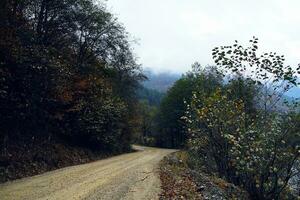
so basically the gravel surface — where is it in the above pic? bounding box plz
[0,146,175,200]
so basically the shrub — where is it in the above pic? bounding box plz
[185,88,300,199]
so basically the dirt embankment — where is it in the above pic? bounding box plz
[159,152,250,200]
[0,137,121,183]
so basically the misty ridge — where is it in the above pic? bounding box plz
[142,69,180,92]
[141,69,300,110]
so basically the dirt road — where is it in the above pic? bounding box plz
[0,146,175,200]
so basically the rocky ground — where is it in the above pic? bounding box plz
[159,152,250,200]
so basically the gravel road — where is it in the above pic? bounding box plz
[0,146,175,200]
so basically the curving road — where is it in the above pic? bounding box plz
[0,146,175,200]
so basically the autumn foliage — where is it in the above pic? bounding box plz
[184,39,300,199]
[0,0,143,155]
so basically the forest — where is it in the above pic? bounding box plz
[0,0,145,181]
[147,39,300,199]
[0,0,300,199]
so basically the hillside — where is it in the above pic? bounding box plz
[143,70,180,92]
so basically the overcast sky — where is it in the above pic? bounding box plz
[107,0,300,73]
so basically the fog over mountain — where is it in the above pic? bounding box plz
[143,69,180,92]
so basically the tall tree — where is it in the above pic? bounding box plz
[156,64,222,148]
[0,0,143,153]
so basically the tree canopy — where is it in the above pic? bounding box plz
[0,0,143,153]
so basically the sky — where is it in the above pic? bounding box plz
[107,0,300,74]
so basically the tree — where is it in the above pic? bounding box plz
[0,0,143,153]
[136,86,164,106]
[156,64,222,148]
[212,36,299,113]
[157,76,194,148]
[131,100,158,145]
[186,38,300,199]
